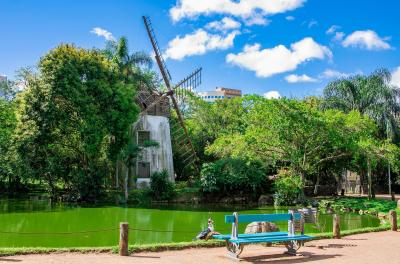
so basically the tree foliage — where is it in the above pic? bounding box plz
[14,44,139,200]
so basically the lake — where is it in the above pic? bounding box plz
[0,198,380,247]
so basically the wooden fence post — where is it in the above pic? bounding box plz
[119,222,129,256]
[391,192,396,202]
[333,214,340,239]
[389,210,397,232]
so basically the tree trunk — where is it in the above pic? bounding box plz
[124,165,129,201]
[115,160,119,189]
[367,158,372,200]
[388,163,392,195]
[314,174,320,195]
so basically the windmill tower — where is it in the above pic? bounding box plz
[130,16,201,187]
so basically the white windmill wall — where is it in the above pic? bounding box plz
[135,115,175,188]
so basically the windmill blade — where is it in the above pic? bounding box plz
[173,67,202,102]
[142,16,200,175]
[142,16,172,90]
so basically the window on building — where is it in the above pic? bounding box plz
[137,162,150,178]
[137,130,150,145]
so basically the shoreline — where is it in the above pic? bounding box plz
[0,225,391,257]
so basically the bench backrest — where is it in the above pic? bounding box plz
[225,213,301,223]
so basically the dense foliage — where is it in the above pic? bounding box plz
[273,169,304,206]
[150,170,176,200]
[13,45,139,200]
[200,158,269,197]
[184,70,400,203]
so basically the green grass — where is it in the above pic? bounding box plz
[0,225,392,257]
[318,197,397,214]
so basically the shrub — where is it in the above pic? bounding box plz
[200,158,269,197]
[273,169,304,206]
[150,170,176,200]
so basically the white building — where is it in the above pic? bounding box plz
[198,87,242,102]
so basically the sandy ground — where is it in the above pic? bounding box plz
[1,231,399,264]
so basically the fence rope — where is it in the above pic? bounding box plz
[128,227,231,233]
[0,227,119,235]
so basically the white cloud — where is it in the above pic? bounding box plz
[226,37,332,78]
[264,91,281,99]
[391,67,400,88]
[164,29,240,60]
[90,27,115,41]
[286,16,295,21]
[333,32,345,42]
[326,25,340,34]
[206,17,241,31]
[320,69,350,79]
[285,74,317,83]
[308,20,318,28]
[342,30,391,50]
[170,0,306,21]
[244,14,271,26]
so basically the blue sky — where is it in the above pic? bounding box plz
[1,0,400,98]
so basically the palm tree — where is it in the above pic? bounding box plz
[103,37,153,83]
[323,68,400,195]
[323,69,400,130]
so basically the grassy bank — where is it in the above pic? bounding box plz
[0,225,393,257]
[318,197,397,214]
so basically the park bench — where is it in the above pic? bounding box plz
[212,210,314,259]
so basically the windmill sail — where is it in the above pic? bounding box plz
[142,16,200,176]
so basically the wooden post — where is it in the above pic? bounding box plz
[391,192,396,202]
[119,222,129,256]
[389,210,397,231]
[333,214,340,239]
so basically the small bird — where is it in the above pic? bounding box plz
[196,218,214,240]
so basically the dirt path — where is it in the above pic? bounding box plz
[1,231,399,264]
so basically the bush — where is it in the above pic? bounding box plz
[273,169,304,206]
[200,158,269,197]
[150,170,176,200]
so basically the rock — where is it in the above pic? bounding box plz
[244,221,280,234]
[245,222,280,247]
[219,197,233,204]
[234,197,246,204]
[258,195,274,205]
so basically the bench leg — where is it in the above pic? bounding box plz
[284,241,302,256]
[225,241,244,260]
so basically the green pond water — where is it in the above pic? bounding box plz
[0,198,381,248]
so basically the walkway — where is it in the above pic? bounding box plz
[1,231,399,264]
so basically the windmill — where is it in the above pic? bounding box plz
[140,16,201,177]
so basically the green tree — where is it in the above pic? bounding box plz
[0,98,17,187]
[323,69,400,141]
[323,69,400,192]
[207,98,378,194]
[15,44,139,200]
[103,37,152,83]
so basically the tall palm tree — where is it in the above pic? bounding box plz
[323,69,400,140]
[104,37,152,83]
[323,68,400,195]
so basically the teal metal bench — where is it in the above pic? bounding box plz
[212,210,314,258]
